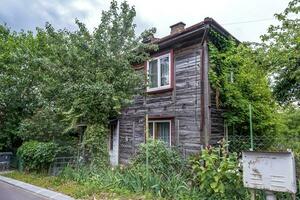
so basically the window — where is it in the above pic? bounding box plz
[148,120,171,146]
[147,53,171,91]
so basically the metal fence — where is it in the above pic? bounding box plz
[48,156,77,176]
[227,134,300,177]
[0,152,12,171]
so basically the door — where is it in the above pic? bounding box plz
[109,120,119,166]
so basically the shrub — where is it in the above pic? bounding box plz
[82,124,109,167]
[189,142,246,200]
[17,141,58,172]
[132,139,185,176]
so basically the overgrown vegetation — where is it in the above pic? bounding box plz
[59,140,191,199]
[0,0,156,162]
[49,141,249,199]
[132,139,185,175]
[8,141,300,199]
[17,141,58,172]
[4,171,148,199]
[189,141,245,199]
[208,35,277,141]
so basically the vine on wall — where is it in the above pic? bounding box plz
[208,29,277,138]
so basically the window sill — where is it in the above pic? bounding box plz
[146,87,173,94]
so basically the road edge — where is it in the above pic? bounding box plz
[0,175,75,200]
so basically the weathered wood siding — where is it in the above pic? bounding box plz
[174,44,202,156]
[209,90,225,144]
[118,43,224,163]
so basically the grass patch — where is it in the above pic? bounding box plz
[3,171,151,200]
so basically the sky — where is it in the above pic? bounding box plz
[0,0,291,42]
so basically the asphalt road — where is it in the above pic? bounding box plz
[0,181,48,200]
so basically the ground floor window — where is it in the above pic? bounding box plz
[148,120,171,146]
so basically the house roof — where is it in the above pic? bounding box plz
[150,17,239,49]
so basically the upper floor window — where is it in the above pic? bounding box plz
[147,53,171,92]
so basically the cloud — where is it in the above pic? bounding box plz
[0,0,290,42]
[0,0,92,31]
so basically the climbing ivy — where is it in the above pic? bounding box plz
[208,30,277,138]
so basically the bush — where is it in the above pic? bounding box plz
[17,141,58,172]
[189,141,247,200]
[132,139,185,176]
[116,140,189,199]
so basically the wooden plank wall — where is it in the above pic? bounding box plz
[209,90,225,144]
[174,44,202,156]
[118,43,224,163]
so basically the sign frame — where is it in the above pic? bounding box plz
[242,151,297,194]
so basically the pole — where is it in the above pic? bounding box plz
[145,114,149,182]
[265,191,276,200]
[249,104,254,151]
[251,190,256,200]
[249,104,255,199]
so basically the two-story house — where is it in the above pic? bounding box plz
[109,17,238,165]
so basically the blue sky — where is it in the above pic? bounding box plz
[0,0,290,42]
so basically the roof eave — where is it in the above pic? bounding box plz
[152,18,240,49]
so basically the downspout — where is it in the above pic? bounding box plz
[200,25,210,147]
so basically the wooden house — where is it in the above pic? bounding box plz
[109,17,238,165]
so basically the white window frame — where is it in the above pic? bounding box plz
[148,120,172,146]
[147,53,171,92]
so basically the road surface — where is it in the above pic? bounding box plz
[0,181,48,200]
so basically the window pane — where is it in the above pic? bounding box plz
[149,60,158,88]
[148,122,154,139]
[160,56,169,86]
[156,122,170,146]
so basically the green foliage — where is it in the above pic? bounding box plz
[59,141,192,199]
[58,142,250,199]
[0,0,156,156]
[0,26,43,151]
[132,139,185,175]
[82,124,109,166]
[4,171,146,199]
[17,141,58,172]
[117,165,189,199]
[276,106,300,176]
[59,163,190,199]
[17,107,68,142]
[260,0,300,104]
[189,142,246,199]
[208,35,277,139]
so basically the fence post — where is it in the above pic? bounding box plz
[249,104,256,199]
[145,114,149,182]
[249,104,254,151]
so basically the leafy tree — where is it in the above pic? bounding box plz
[0,0,156,156]
[35,1,156,126]
[0,26,44,151]
[17,107,70,142]
[261,0,300,104]
[276,106,300,175]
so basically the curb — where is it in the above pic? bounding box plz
[0,175,75,200]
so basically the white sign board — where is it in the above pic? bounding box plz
[242,151,297,194]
